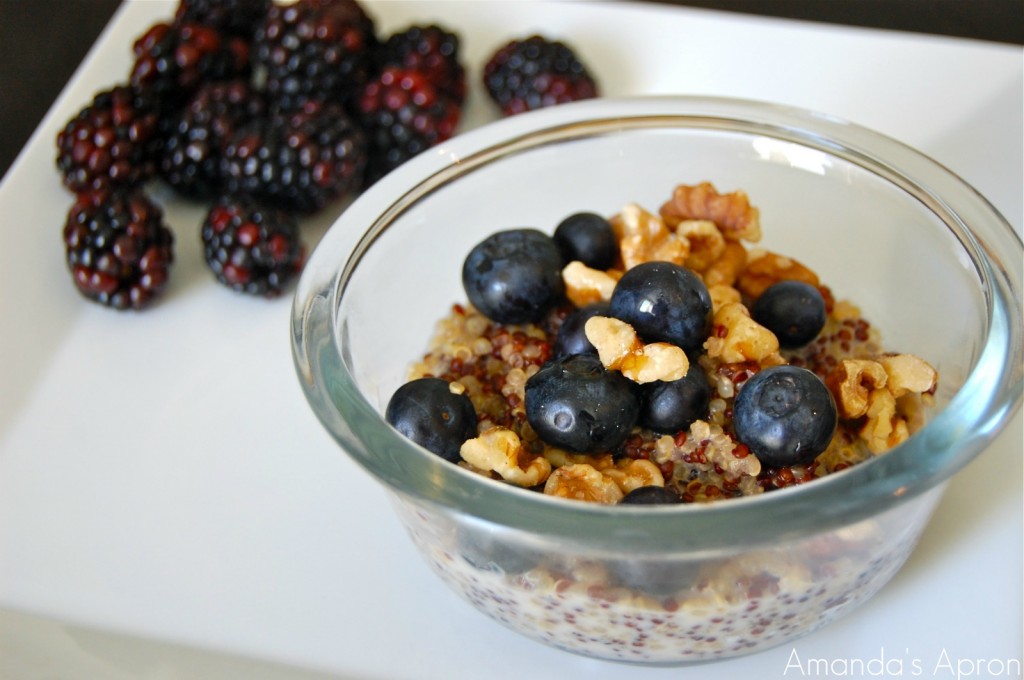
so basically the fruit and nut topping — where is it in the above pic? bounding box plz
[387,182,938,504]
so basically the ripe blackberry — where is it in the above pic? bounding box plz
[374,24,466,104]
[221,100,367,214]
[62,188,175,310]
[357,67,461,185]
[130,21,250,109]
[253,0,377,111]
[55,85,162,192]
[483,35,599,116]
[160,79,266,200]
[174,0,272,39]
[201,195,304,297]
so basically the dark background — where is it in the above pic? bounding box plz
[2,0,1021,181]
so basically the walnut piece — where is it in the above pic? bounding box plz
[659,182,762,242]
[562,260,619,307]
[602,458,666,494]
[825,353,936,454]
[860,388,910,454]
[708,283,742,312]
[543,463,624,503]
[825,358,889,419]
[703,302,781,364]
[611,203,689,270]
[677,219,726,272]
[460,427,552,487]
[585,316,689,383]
[702,240,748,288]
[736,250,820,300]
[542,448,615,471]
[876,353,937,397]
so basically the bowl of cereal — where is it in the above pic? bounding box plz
[290,96,1022,664]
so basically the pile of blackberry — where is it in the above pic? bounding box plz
[54,0,601,308]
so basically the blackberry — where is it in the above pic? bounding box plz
[253,0,377,111]
[221,100,367,214]
[483,35,599,116]
[62,188,174,310]
[201,195,304,297]
[159,79,266,200]
[374,24,466,104]
[174,0,272,39]
[130,21,250,109]
[55,85,162,192]
[356,67,461,185]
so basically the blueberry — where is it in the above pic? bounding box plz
[620,485,682,505]
[609,261,712,355]
[752,280,827,349]
[553,212,618,270]
[552,301,610,359]
[385,377,478,463]
[524,353,640,453]
[732,365,837,468]
[461,228,565,324]
[638,362,712,434]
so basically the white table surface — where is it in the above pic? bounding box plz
[1,1,1021,678]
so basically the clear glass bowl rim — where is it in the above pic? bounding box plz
[292,95,1023,552]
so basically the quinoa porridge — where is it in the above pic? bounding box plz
[382,181,940,662]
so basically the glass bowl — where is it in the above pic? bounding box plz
[290,96,1022,664]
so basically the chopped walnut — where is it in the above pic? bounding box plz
[825,358,889,419]
[659,182,762,242]
[860,388,910,454]
[876,353,937,397]
[708,284,742,312]
[702,241,748,288]
[460,427,552,487]
[585,316,689,383]
[824,353,936,453]
[602,458,665,494]
[542,448,615,471]
[736,250,820,300]
[543,463,624,503]
[562,260,619,307]
[703,302,781,364]
[611,203,689,270]
[677,219,726,272]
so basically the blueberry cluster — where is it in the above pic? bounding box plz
[386,203,845,505]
